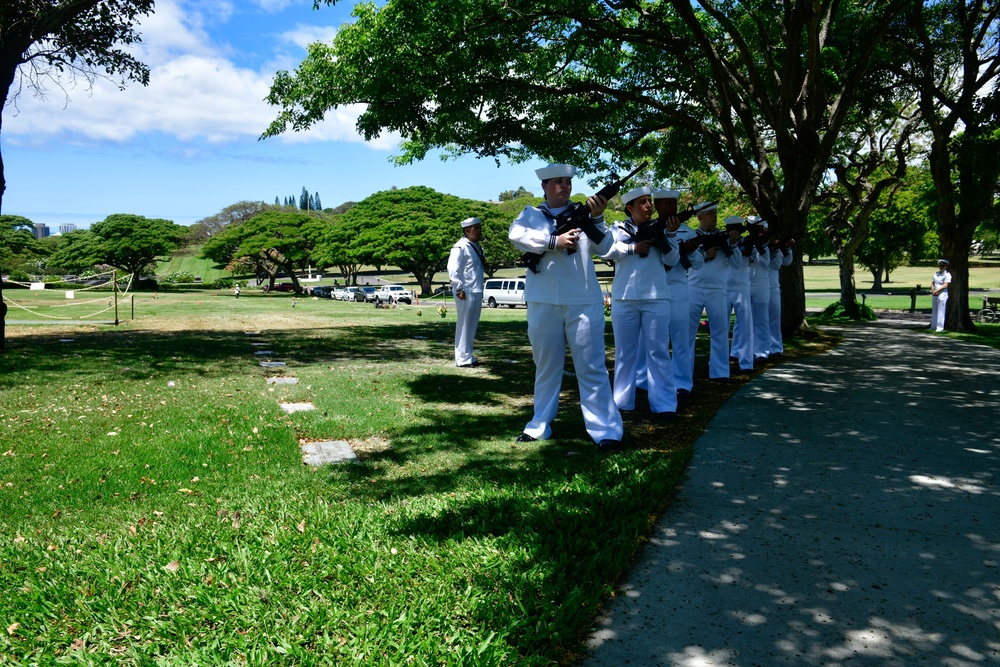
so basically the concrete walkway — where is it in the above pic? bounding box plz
[583,323,1000,666]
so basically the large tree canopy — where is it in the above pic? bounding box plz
[265,0,911,333]
[0,0,153,212]
[47,214,183,278]
[0,214,47,351]
[203,211,327,294]
[339,186,474,295]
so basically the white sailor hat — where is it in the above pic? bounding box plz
[652,188,681,199]
[461,217,482,228]
[695,202,718,214]
[622,186,652,206]
[723,215,746,227]
[535,164,577,180]
[747,216,768,228]
[937,258,949,265]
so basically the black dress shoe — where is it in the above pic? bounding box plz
[652,411,677,421]
[515,433,536,443]
[597,439,621,452]
[676,388,691,398]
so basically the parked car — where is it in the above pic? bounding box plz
[375,284,414,305]
[353,286,377,302]
[332,287,349,301]
[311,285,335,298]
[266,283,297,293]
[483,278,526,308]
[432,285,455,298]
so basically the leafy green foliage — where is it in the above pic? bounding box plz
[90,214,184,278]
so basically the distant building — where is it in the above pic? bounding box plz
[58,224,77,234]
[33,223,50,239]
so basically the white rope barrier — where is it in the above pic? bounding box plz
[2,272,134,320]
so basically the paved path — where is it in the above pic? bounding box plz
[583,323,1000,666]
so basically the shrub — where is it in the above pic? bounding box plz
[820,300,878,321]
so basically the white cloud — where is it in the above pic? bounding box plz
[3,0,388,150]
[280,24,339,49]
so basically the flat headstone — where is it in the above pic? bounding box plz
[259,361,287,368]
[58,339,75,343]
[250,342,271,347]
[266,377,299,385]
[254,350,275,356]
[278,402,315,413]
[413,336,428,339]
[245,331,261,336]
[301,440,358,466]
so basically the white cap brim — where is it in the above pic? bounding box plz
[535,164,576,180]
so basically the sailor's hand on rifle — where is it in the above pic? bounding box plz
[664,215,681,233]
[681,238,700,254]
[557,229,582,251]
[634,239,654,257]
[586,193,609,217]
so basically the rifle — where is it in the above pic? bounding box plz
[522,161,649,274]
[694,230,736,259]
[630,201,718,256]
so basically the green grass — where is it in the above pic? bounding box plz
[155,253,229,283]
[8,294,829,666]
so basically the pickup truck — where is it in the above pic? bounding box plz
[374,284,414,305]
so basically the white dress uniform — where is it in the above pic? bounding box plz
[664,223,703,392]
[601,210,680,414]
[508,185,622,444]
[748,243,772,360]
[447,222,485,366]
[725,222,754,372]
[931,264,951,332]
[688,221,741,380]
[768,245,793,354]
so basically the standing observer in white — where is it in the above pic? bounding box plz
[930,259,951,332]
[447,217,486,367]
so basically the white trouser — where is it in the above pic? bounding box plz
[668,293,694,391]
[689,286,730,379]
[750,285,771,358]
[728,287,754,370]
[524,302,623,443]
[769,285,783,354]
[611,299,676,413]
[453,293,482,365]
[932,292,948,331]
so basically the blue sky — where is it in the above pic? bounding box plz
[2,0,549,229]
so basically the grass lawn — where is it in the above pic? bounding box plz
[1,292,837,665]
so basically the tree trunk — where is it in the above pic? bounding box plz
[780,257,808,336]
[871,266,883,291]
[943,231,976,331]
[839,250,860,318]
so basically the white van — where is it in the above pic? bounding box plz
[483,277,526,308]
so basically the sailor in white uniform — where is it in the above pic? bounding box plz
[768,238,794,355]
[654,189,703,396]
[447,217,486,367]
[688,205,742,380]
[725,215,755,373]
[601,186,680,415]
[508,164,623,449]
[746,217,772,361]
[930,259,951,332]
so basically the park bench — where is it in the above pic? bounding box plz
[861,286,929,313]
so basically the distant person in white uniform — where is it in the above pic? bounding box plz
[508,163,623,451]
[447,217,486,367]
[654,189,703,397]
[930,259,951,332]
[724,215,754,373]
[688,205,741,381]
[767,237,794,356]
[745,217,772,361]
[601,186,680,416]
